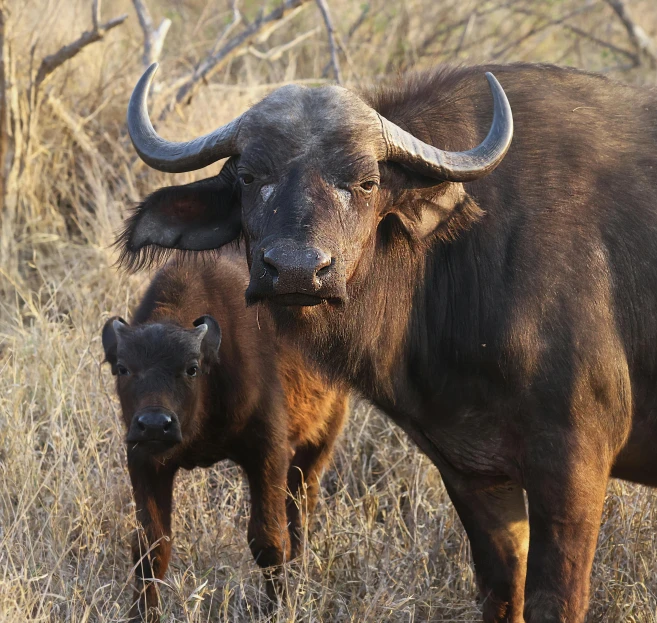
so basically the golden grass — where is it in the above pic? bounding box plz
[2,0,657,620]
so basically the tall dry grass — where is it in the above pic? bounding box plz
[1,0,657,621]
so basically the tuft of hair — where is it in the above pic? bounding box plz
[433,194,485,244]
[114,203,243,273]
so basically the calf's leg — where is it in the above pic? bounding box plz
[287,396,348,558]
[441,472,528,623]
[242,429,291,599]
[127,456,176,623]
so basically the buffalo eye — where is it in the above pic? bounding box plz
[186,365,199,377]
[360,180,377,192]
[117,364,130,376]
[240,173,254,186]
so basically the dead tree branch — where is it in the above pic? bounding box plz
[132,0,171,68]
[315,0,342,84]
[563,23,637,63]
[208,0,242,59]
[605,0,657,68]
[35,0,128,88]
[247,27,319,62]
[493,4,595,60]
[159,0,311,121]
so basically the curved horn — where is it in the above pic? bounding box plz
[127,63,242,173]
[378,72,513,182]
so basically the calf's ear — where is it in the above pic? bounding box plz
[381,163,483,241]
[193,315,222,370]
[102,316,128,374]
[117,158,241,271]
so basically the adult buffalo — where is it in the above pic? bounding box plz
[119,62,657,623]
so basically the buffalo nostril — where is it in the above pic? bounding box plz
[163,417,172,432]
[314,249,332,273]
[316,258,333,278]
[261,249,279,279]
[137,418,146,432]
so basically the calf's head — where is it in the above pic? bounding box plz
[120,64,513,309]
[102,315,221,456]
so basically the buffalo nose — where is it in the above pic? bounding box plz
[127,409,182,445]
[263,245,332,287]
[137,412,171,433]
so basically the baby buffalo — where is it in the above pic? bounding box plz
[102,254,348,621]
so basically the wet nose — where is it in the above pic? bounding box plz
[263,245,332,290]
[127,409,182,445]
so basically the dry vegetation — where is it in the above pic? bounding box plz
[1,0,657,621]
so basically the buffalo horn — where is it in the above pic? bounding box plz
[127,63,242,173]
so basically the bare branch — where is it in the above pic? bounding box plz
[159,0,311,121]
[492,5,596,60]
[563,24,638,64]
[132,0,172,68]
[315,0,342,84]
[605,0,657,68]
[92,0,100,30]
[46,95,105,162]
[247,27,319,61]
[208,0,242,58]
[34,4,128,88]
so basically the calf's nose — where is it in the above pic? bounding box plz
[127,409,182,444]
[263,245,332,290]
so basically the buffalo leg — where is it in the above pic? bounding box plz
[127,456,176,623]
[522,442,611,623]
[287,397,348,558]
[442,473,529,623]
[242,429,291,599]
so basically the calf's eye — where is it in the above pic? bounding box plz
[117,364,130,376]
[240,173,254,186]
[186,365,198,377]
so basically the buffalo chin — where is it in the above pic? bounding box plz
[126,439,180,457]
[271,293,327,307]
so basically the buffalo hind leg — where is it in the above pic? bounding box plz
[442,473,529,623]
[523,442,611,623]
[127,457,176,623]
[286,396,348,558]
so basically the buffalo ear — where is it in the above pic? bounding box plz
[117,158,241,270]
[102,316,128,374]
[193,315,222,370]
[381,163,483,240]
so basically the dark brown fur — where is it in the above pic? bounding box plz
[102,253,348,622]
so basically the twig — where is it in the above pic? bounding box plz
[315,0,342,84]
[208,0,242,58]
[563,24,638,64]
[34,1,127,88]
[159,0,311,121]
[347,3,369,41]
[605,0,657,68]
[92,0,100,30]
[46,95,106,163]
[247,27,319,62]
[492,4,596,60]
[132,0,172,68]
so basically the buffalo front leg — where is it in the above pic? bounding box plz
[442,472,529,623]
[127,455,177,623]
[287,396,348,558]
[243,433,291,600]
[523,443,611,623]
